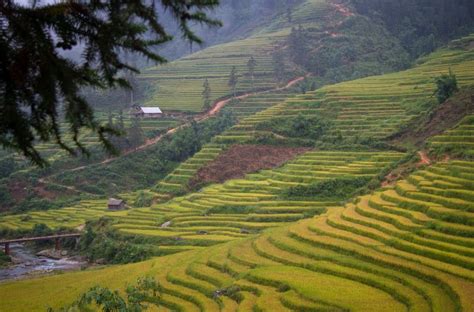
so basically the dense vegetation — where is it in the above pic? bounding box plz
[282,176,373,199]
[352,0,474,57]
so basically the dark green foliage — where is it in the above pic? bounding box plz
[0,183,14,207]
[434,70,459,104]
[205,205,257,215]
[288,25,308,69]
[202,78,212,110]
[221,286,244,303]
[32,223,54,237]
[0,1,221,166]
[127,117,145,149]
[0,250,11,267]
[31,223,55,248]
[282,176,372,199]
[256,114,332,140]
[0,156,18,179]
[134,192,154,207]
[106,112,145,151]
[272,51,287,83]
[277,284,291,292]
[228,66,238,97]
[287,17,411,83]
[80,219,153,264]
[351,0,474,57]
[247,56,257,90]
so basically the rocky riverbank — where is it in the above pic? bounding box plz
[0,243,87,281]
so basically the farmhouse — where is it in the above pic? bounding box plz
[132,106,163,118]
[108,198,126,210]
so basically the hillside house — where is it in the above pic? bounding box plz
[132,106,163,118]
[108,198,126,210]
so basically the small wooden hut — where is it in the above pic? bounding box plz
[108,198,126,210]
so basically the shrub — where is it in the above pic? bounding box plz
[205,205,257,215]
[134,191,154,207]
[282,176,372,199]
[434,70,458,104]
[0,251,11,267]
[256,114,332,140]
[80,219,153,264]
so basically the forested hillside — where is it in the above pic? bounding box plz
[0,1,473,311]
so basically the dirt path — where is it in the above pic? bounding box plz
[418,151,431,166]
[37,177,96,196]
[330,1,354,18]
[49,75,307,176]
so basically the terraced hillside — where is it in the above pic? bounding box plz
[0,199,126,231]
[138,0,349,112]
[110,150,404,247]
[1,160,473,312]
[3,113,180,170]
[0,151,404,242]
[429,115,474,158]
[155,144,225,195]
[213,35,474,144]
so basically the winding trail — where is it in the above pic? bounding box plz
[53,75,307,176]
[417,151,432,166]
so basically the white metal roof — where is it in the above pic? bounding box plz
[140,107,162,114]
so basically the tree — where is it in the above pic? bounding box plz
[202,78,212,110]
[434,70,459,104]
[107,112,115,129]
[228,66,238,97]
[0,1,221,167]
[286,7,293,23]
[288,25,308,68]
[272,52,286,83]
[247,56,257,91]
[300,82,307,94]
[128,117,145,150]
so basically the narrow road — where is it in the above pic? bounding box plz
[47,75,307,176]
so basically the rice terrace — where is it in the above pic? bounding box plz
[0,0,473,311]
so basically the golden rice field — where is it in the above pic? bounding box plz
[1,160,473,312]
[429,115,474,157]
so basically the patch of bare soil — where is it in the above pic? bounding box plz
[7,181,29,203]
[331,1,355,17]
[189,145,311,188]
[33,182,76,200]
[389,87,474,147]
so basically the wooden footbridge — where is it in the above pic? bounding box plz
[0,233,81,255]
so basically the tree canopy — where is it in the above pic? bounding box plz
[0,0,221,166]
[434,70,459,104]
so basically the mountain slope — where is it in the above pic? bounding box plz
[138,0,409,112]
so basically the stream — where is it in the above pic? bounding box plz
[0,243,86,281]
